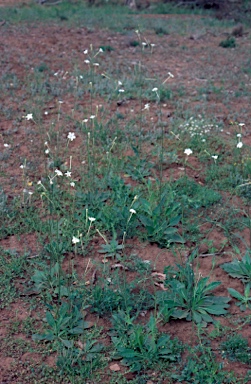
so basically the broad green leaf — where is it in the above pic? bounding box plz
[45,311,56,328]
[228,288,244,301]
[61,339,74,348]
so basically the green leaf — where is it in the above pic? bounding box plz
[164,227,178,235]
[32,332,54,341]
[169,215,181,227]
[228,288,244,301]
[166,232,185,244]
[45,311,56,328]
[61,339,74,348]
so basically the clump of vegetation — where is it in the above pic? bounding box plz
[221,334,251,364]
[219,36,236,48]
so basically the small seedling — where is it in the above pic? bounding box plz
[228,283,251,311]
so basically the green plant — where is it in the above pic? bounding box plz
[154,26,169,35]
[112,315,183,372]
[221,252,251,283]
[32,302,91,348]
[157,263,230,325]
[31,262,69,301]
[172,345,239,383]
[221,334,251,364]
[139,186,184,247]
[219,36,236,48]
[228,283,251,311]
[0,249,28,308]
[56,329,105,379]
[173,177,222,209]
[124,153,154,181]
[89,275,154,316]
[98,236,124,260]
[129,40,140,47]
[99,45,114,52]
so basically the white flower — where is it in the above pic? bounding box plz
[45,149,50,154]
[118,80,122,85]
[143,103,150,111]
[99,48,103,53]
[236,133,242,138]
[20,164,25,169]
[65,171,71,177]
[237,142,243,148]
[142,42,147,46]
[118,89,125,93]
[88,217,96,222]
[168,72,174,78]
[93,63,99,66]
[67,132,76,141]
[211,155,218,160]
[150,43,156,47]
[44,111,48,115]
[129,208,136,214]
[55,169,63,176]
[58,100,63,104]
[83,119,88,123]
[25,113,33,120]
[184,148,193,156]
[72,236,80,244]
[70,182,75,187]
[37,180,42,185]
[84,60,90,64]
[239,123,245,127]
[84,49,88,54]
[152,87,158,92]
[4,143,9,147]
[90,115,96,119]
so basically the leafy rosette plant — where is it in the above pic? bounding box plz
[221,252,251,283]
[138,194,184,247]
[112,315,183,372]
[157,263,230,325]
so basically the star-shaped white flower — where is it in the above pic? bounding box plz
[184,148,193,156]
[67,132,76,141]
[65,171,72,178]
[55,169,63,176]
[25,113,33,120]
[72,236,80,244]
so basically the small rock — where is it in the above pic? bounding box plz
[109,363,121,372]
[232,24,243,37]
